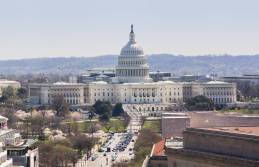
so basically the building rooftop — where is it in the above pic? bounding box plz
[0,129,14,136]
[162,116,189,119]
[0,80,20,84]
[122,80,175,85]
[0,115,8,121]
[200,126,259,137]
[206,80,228,84]
[6,139,37,150]
[53,82,84,86]
[151,139,165,156]
[165,137,183,149]
[91,81,108,84]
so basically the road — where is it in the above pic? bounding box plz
[76,105,142,167]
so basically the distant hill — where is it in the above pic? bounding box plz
[0,54,259,76]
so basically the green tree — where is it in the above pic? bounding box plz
[93,100,112,122]
[0,86,21,105]
[93,100,112,115]
[99,112,111,122]
[112,103,124,116]
[185,95,214,111]
[1,86,15,100]
[88,106,95,122]
[17,87,27,100]
[121,112,130,128]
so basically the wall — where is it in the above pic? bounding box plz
[183,128,259,161]
[162,111,259,138]
[162,116,190,138]
[190,111,259,128]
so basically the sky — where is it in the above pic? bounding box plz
[0,0,259,60]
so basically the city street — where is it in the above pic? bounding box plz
[76,105,142,167]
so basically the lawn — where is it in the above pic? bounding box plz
[77,120,98,133]
[218,109,259,114]
[101,118,126,133]
[75,118,127,133]
[142,120,161,133]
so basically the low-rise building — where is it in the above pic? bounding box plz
[0,80,21,97]
[166,127,259,167]
[183,81,237,105]
[223,74,259,85]
[0,115,38,167]
[149,71,171,82]
[147,139,167,167]
[5,139,38,167]
[0,142,13,167]
[169,74,212,82]
[161,113,190,138]
[27,81,236,108]
[28,82,85,105]
[162,111,259,138]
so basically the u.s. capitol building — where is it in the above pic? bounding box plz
[28,25,236,115]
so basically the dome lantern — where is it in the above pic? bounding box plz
[120,24,144,56]
[129,24,135,43]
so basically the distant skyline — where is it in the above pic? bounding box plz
[0,0,259,60]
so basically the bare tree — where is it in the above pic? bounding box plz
[88,123,99,136]
[70,135,96,159]
[51,95,69,117]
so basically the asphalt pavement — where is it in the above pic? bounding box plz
[76,105,142,167]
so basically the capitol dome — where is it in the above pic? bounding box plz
[120,25,144,56]
[115,25,152,83]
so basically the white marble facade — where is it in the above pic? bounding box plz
[115,24,152,83]
[28,25,237,108]
[88,81,183,105]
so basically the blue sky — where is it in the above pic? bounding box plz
[0,0,259,59]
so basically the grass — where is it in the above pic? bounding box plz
[142,120,161,133]
[101,118,126,133]
[75,118,127,133]
[218,109,259,114]
[77,120,98,133]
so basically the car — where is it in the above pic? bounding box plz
[98,148,104,152]
[91,154,98,161]
[106,147,111,152]
[112,155,117,161]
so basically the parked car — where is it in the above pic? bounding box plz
[91,154,98,161]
